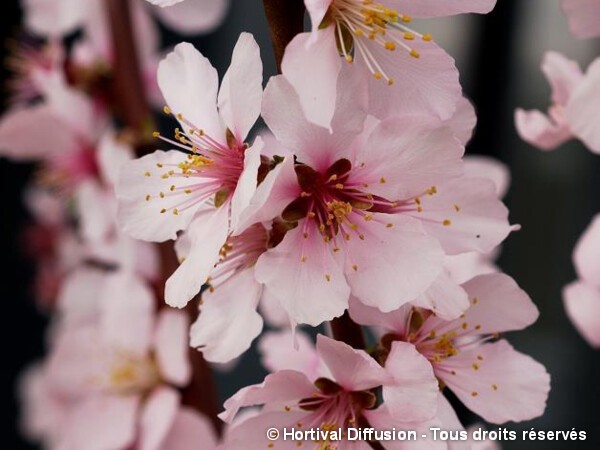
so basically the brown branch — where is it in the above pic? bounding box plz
[105,0,222,436]
[262,0,306,70]
[105,0,152,139]
[330,312,366,350]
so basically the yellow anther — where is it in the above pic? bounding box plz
[385,42,396,50]
[422,33,433,42]
[410,49,420,59]
[325,274,332,282]
[145,195,151,201]
[401,14,412,22]
[152,131,160,138]
[160,208,166,214]
[173,208,179,216]
[163,106,171,114]
[144,171,151,177]
[443,219,452,226]
[387,78,394,86]
[403,32,414,40]
[373,72,383,80]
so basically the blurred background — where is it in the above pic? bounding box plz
[1,0,599,448]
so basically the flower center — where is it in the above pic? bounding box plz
[328,0,433,84]
[106,353,161,395]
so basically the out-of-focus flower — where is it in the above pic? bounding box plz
[563,214,600,348]
[19,267,216,450]
[145,0,230,35]
[350,273,551,424]
[220,334,439,449]
[515,52,600,153]
[561,0,600,39]
[116,34,264,311]
[279,0,496,126]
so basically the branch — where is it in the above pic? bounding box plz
[330,312,366,349]
[262,0,306,70]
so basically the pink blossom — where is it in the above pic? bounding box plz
[145,0,230,35]
[220,334,439,449]
[350,273,551,424]
[515,52,600,153]
[561,0,600,38]
[116,34,264,309]
[281,0,496,124]
[31,268,214,450]
[563,214,600,347]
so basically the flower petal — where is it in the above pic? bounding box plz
[463,155,510,198]
[219,370,315,423]
[157,42,225,141]
[190,268,263,363]
[165,205,230,308]
[562,0,600,38]
[151,0,229,35]
[383,341,438,422]
[116,150,204,242]
[218,33,262,142]
[563,281,600,348]
[514,108,572,151]
[566,57,600,154]
[230,138,263,232]
[316,335,391,391]
[439,340,550,424]
[541,51,583,106]
[573,213,600,283]
[254,226,350,326]
[385,0,497,18]
[139,387,180,450]
[154,310,192,386]
[345,215,444,312]
[411,271,470,321]
[160,407,218,450]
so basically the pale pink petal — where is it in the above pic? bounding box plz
[364,39,461,121]
[254,226,350,326]
[445,97,477,145]
[573,213,600,283]
[457,273,539,335]
[151,0,229,35]
[463,155,510,198]
[346,215,444,312]
[281,29,342,128]
[259,286,294,328]
[220,410,306,450]
[562,0,600,38]
[353,116,464,201]
[60,394,139,450]
[116,150,204,242]
[258,330,328,380]
[160,407,218,450]
[444,252,498,285]
[157,42,225,141]
[190,268,263,363]
[348,297,411,335]
[139,387,180,450]
[219,370,315,423]
[147,0,184,5]
[439,340,550,424]
[57,268,104,326]
[383,341,438,422]
[99,271,155,356]
[514,108,572,150]
[97,130,135,188]
[541,51,583,106]
[262,75,350,172]
[164,206,229,308]
[305,0,334,33]
[234,156,300,234]
[316,335,391,391]
[563,281,600,348]
[154,310,192,386]
[385,0,497,18]
[23,0,87,36]
[0,104,78,161]
[217,33,262,142]
[566,58,600,154]
[230,138,263,232]
[131,0,161,63]
[411,271,470,320]
[257,128,293,158]
[413,177,512,254]
[23,187,66,226]
[74,180,113,243]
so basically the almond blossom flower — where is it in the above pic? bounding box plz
[252,69,511,326]
[35,269,210,450]
[220,334,439,450]
[515,52,600,153]
[144,0,230,35]
[563,214,600,348]
[561,0,600,39]
[349,273,551,424]
[282,0,496,124]
[116,34,264,308]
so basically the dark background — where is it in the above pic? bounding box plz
[1,0,599,448]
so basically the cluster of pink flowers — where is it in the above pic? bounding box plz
[2,0,581,448]
[514,0,600,348]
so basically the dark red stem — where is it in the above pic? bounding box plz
[262,0,306,70]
